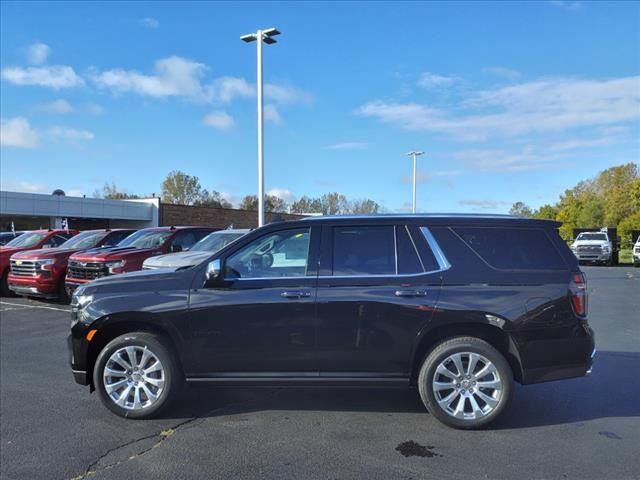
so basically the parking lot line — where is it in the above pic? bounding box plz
[0,301,70,313]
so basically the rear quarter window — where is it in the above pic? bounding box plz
[453,227,566,270]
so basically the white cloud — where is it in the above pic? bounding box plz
[86,103,104,115]
[49,126,95,141]
[1,117,38,148]
[1,65,84,89]
[417,72,457,89]
[357,76,640,141]
[203,111,234,131]
[264,104,282,125]
[215,77,254,103]
[264,83,313,105]
[482,67,521,80]
[37,99,74,114]
[26,42,51,65]
[267,188,295,203]
[458,199,510,212]
[0,180,49,193]
[326,142,369,150]
[91,56,213,102]
[548,1,583,11]
[139,17,160,29]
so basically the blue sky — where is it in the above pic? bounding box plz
[1,0,639,213]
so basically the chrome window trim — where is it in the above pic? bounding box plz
[420,226,451,272]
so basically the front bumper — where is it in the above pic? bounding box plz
[8,274,59,297]
[8,284,58,299]
[574,252,611,262]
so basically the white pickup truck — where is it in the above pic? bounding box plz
[634,237,640,267]
[571,231,614,265]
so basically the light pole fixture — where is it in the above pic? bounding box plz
[406,151,424,213]
[241,27,281,227]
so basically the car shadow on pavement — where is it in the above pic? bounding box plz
[160,351,639,429]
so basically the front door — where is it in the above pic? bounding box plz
[187,226,320,377]
[315,224,442,379]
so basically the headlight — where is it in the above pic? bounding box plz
[35,259,55,269]
[105,260,126,274]
[74,294,93,310]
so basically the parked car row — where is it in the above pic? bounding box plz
[0,226,250,302]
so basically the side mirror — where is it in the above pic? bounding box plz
[206,259,221,281]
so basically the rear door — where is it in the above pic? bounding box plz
[314,223,443,379]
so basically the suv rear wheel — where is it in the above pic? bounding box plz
[418,336,513,429]
[94,332,181,419]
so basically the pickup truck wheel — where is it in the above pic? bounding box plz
[418,336,513,430]
[0,270,14,297]
[94,332,181,419]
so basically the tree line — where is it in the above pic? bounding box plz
[94,170,381,215]
[509,163,640,244]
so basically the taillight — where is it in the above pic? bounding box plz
[569,271,588,317]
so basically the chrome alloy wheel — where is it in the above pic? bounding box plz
[432,352,503,420]
[103,346,165,410]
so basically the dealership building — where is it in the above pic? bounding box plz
[0,190,302,232]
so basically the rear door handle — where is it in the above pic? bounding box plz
[280,290,312,299]
[394,289,427,297]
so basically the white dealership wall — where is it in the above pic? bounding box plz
[0,191,160,228]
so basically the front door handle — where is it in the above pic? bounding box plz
[394,289,427,297]
[280,290,312,299]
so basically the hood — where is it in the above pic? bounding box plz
[72,246,163,262]
[143,251,211,269]
[0,246,29,257]
[77,267,189,296]
[572,239,609,247]
[11,247,82,260]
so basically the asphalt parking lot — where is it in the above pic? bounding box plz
[1,266,638,480]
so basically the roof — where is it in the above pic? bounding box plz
[292,213,561,227]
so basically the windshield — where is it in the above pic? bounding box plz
[192,232,245,252]
[4,232,47,248]
[576,233,607,241]
[59,231,106,250]
[117,230,173,249]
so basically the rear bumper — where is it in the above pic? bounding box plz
[518,325,595,385]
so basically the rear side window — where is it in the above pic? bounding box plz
[333,226,395,275]
[453,227,566,270]
[396,226,425,274]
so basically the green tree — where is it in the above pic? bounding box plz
[239,194,289,213]
[348,198,381,214]
[533,204,559,220]
[509,201,533,217]
[161,170,203,205]
[290,196,323,214]
[617,211,640,248]
[93,182,140,199]
[195,190,232,209]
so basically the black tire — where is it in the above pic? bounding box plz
[93,332,181,419]
[418,336,513,430]
[0,269,15,297]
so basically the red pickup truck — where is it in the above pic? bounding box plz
[0,229,78,296]
[8,229,135,301]
[65,226,214,296]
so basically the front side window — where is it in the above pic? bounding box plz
[332,226,396,276]
[225,228,310,279]
[45,235,70,248]
[118,230,173,249]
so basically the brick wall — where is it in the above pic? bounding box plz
[160,203,305,229]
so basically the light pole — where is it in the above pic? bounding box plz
[241,27,280,227]
[406,151,424,213]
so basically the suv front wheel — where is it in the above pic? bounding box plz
[418,336,513,429]
[94,332,181,419]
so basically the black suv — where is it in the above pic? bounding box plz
[69,215,595,429]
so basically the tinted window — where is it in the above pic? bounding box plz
[46,235,69,248]
[396,226,425,274]
[225,228,310,279]
[454,227,566,270]
[103,231,133,246]
[333,226,395,276]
